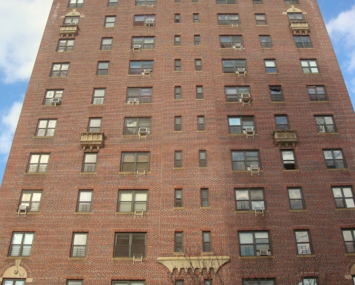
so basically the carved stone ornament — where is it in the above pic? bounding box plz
[0,259,33,282]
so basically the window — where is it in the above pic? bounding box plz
[112,281,145,285]
[174,151,182,167]
[239,231,270,256]
[77,190,93,212]
[43,90,63,105]
[174,86,181,99]
[50,63,69,77]
[342,229,355,253]
[9,232,34,257]
[259,35,272,48]
[92,89,105,104]
[199,150,207,167]
[101,38,113,50]
[218,14,239,25]
[174,35,181,46]
[27,154,49,173]
[36,119,57,137]
[196,86,203,99]
[71,233,88,257]
[108,0,118,6]
[175,14,180,23]
[67,281,83,285]
[284,0,299,3]
[225,86,250,102]
[175,0,180,3]
[269,86,283,101]
[96,62,109,75]
[20,191,42,212]
[302,278,317,285]
[332,186,355,209]
[216,0,236,4]
[193,13,199,23]
[136,0,156,5]
[127,87,152,103]
[175,189,183,207]
[307,86,327,101]
[68,0,83,8]
[195,59,202,71]
[231,151,259,170]
[105,16,116,27]
[121,152,150,172]
[252,0,262,3]
[134,15,156,26]
[132,37,155,49]
[88,118,102,132]
[175,232,183,252]
[243,279,275,285]
[275,115,289,130]
[57,39,74,52]
[129,61,153,74]
[301,60,319,73]
[174,116,182,131]
[198,116,205,130]
[255,14,267,25]
[222,60,246,73]
[281,150,297,170]
[264,60,277,73]
[315,116,336,133]
[124,118,151,135]
[194,35,200,46]
[295,230,312,254]
[202,232,211,252]
[288,188,304,210]
[82,153,97,172]
[204,281,212,285]
[114,233,146,257]
[228,116,254,134]
[323,149,347,169]
[201,189,209,207]
[174,59,181,71]
[64,16,80,25]
[288,12,304,22]
[235,189,265,211]
[175,281,184,285]
[220,35,243,48]
[2,280,26,285]
[294,35,312,48]
[118,190,148,212]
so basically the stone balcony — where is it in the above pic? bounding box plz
[273,130,298,147]
[80,132,104,151]
[290,21,310,34]
[59,24,78,37]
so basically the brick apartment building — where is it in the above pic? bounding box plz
[0,0,355,284]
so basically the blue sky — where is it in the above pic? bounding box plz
[0,0,354,184]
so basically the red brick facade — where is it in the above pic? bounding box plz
[1,0,355,284]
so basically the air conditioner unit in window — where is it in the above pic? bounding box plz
[51,98,62,105]
[247,165,260,176]
[231,23,239,28]
[132,45,142,52]
[17,204,29,217]
[133,253,143,264]
[127,98,139,105]
[236,67,247,77]
[134,209,144,219]
[243,127,255,138]
[254,206,265,217]
[233,43,244,51]
[145,19,155,26]
[257,249,270,256]
[138,127,150,140]
[142,69,152,77]
[240,93,251,106]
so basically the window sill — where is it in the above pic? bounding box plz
[173,207,184,210]
[261,47,274,49]
[174,71,182,73]
[266,73,279,75]
[296,47,315,49]
[270,101,285,103]
[326,168,349,171]
[297,254,315,258]
[33,136,54,139]
[127,74,154,77]
[124,103,152,105]
[74,212,93,215]
[25,173,47,175]
[104,27,115,29]
[115,212,148,215]
[310,101,329,103]
[198,167,208,169]
[239,256,274,259]
[119,172,151,174]
[232,170,263,173]
[335,208,355,211]
[173,167,184,169]
[228,134,258,136]
[49,77,67,79]
[196,99,204,101]
[256,25,269,27]
[202,252,214,256]
[56,51,74,53]
[100,50,111,52]
[283,169,299,172]
[345,253,355,257]
[42,105,61,107]
[26,212,41,215]
[302,73,321,75]
[7,257,31,260]
[218,25,243,27]
[80,172,97,175]
[235,210,269,214]
[200,207,211,209]
[318,132,338,135]
[112,257,147,261]
[69,257,87,260]
[197,130,206,132]
[289,210,307,212]
[90,104,105,106]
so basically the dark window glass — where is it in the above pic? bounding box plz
[216,0,236,4]
[196,86,203,99]
[82,153,97,172]
[64,16,80,25]
[265,60,277,73]
[235,189,265,211]
[323,149,346,169]
[174,151,182,167]
[57,39,74,52]
[175,189,183,207]
[332,186,355,209]
[68,0,84,8]
[20,191,42,212]
[252,0,262,3]
[275,115,289,130]
[302,278,318,285]
[135,0,156,5]
[132,37,155,49]
[67,280,83,285]
[220,35,243,48]
[288,188,304,210]
[270,86,283,101]
[194,35,200,46]
[129,61,153,74]
[198,116,205,130]
[27,154,49,173]
[203,232,211,252]
[88,118,102,132]
[243,279,275,285]
[193,13,199,23]
[175,14,180,23]
[225,86,250,102]
[315,116,336,133]
[301,60,319,73]
[342,229,355,253]
[134,15,156,26]
[307,86,327,101]
[259,35,272,48]
[174,86,181,99]
[174,35,181,46]
[175,232,183,252]
[96,62,109,75]
[50,63,69,77]
[281,150,297,170]
[174,116,182,131]
[222,59,246,73]
[255,14,267,25]
[288,12,304,21]
[284,0,299,3]
[294,36,312,48]
[77,190,92,212]
[9,232,34,257]
[101,38,113,50]
[199,150,207,167]
[218,14,239,25]
[105,16,116,27]
[127,87,152,103]
[239,231,270,256]
[228,116,254,134]
[118,190,148,212]
[231,151,259,170]
[108,0,118,6]
[295,230,312,254]
[36,119,57,137]
[195,59,202,71]
[43,90,63,105]
[174,59,181,71]
[201,189,209,207]
[92,89,105,104]
[112,282,145,285]
[114,233,146,257]
[124,118,151,135]
[71,233,88,257]
[121,152,150,172]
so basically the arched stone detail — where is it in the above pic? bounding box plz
[282,6,307,15]
[0,260,33,283]
[61,9,85,18]
[351,263,355,275]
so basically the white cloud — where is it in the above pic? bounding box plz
[326,5,355,72]
[0,100,23,157]
[0,0,52,83]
